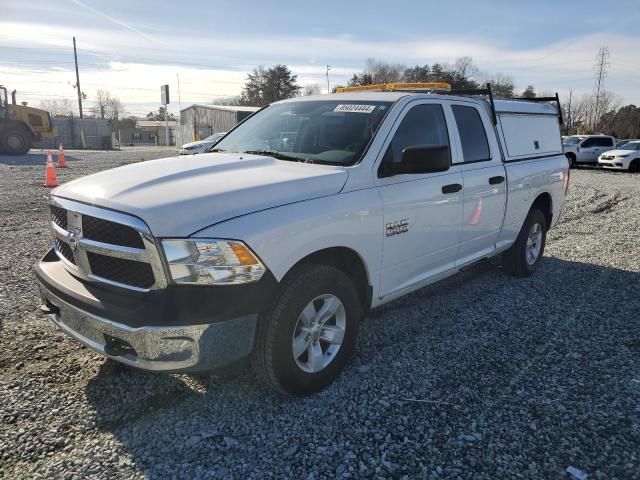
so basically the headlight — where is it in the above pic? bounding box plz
[162,239,266,285]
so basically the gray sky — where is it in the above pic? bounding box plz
[2,0,639,116]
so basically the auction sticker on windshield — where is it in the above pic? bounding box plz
[334,104,377,113]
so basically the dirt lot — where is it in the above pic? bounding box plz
[0,149,639,479]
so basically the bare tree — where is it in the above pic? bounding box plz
[479,73,515,97]
[210,96,241,106]
[39,99,75,117]
[302,84,321,96]
[91,90,125,121]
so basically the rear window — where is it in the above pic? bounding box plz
[452,105,490,162]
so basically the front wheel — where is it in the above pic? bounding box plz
[565,153,576,168]
[629,160,640,173]
[502,208,547,277]
[252,264,361,396]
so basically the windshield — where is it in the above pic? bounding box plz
[618,142,639,150]
[563,136,584,145]
[213,100,393,165]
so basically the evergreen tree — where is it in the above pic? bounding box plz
[240,65,300,106]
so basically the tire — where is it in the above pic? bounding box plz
[629,160,640,173]
[0,127,31,155]
[252,264,362,396]
[565,153,576,168]
[502,208,547,277]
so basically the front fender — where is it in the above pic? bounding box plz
[193,189,384,287]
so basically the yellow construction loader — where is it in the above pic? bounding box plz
[0,85,57,155]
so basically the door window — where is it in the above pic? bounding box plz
[582,137,613,148]
[452,105,490,162]
[381,104,449,170]
[596,137,614,147]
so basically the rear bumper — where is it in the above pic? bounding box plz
[36,249,276,372]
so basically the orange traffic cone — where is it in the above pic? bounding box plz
[44,160,58,187]
[57,143,67,168]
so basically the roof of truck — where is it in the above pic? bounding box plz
[279,92,559,115]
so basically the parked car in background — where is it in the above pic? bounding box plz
[598,140,640,172]
[180,132,226,155]
[563,135,616,167]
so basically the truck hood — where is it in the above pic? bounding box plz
[52,153,348,236]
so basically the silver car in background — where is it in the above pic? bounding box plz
[180,132,226,155]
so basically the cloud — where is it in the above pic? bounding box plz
[67,0,164,46]
[2,19,638,114]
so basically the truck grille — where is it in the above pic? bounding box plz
[86,252,155,289]
[49,199,166,291]
[82,215,144,249]
[54,238,75,265]
[51,205,67,230]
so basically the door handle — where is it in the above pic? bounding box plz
[489,176,505,185]
[442,183,462,194]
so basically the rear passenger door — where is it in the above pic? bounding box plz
[448,102,507,266]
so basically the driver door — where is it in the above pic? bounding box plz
[376,101,463,300]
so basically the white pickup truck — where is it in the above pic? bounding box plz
[37,84,569,395]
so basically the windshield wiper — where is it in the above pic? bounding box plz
[242,150,309,162]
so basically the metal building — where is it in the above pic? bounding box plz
[178,105,259,144]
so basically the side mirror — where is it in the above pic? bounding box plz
[385,144,451,176]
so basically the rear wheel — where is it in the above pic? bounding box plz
[252,264,361,396]
[565,153,576,168]
[0,127,31,155]
[502,208,547,277]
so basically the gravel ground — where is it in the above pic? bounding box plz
[1,149,639,480]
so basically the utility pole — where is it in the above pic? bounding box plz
[566,90,573,134]
[73,36,83,118]
[592,46,609,131]
[326,65,331,94]
[161,85,170,146]
[176,73,182,147]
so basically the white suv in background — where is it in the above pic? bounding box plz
[598,140,640,172]
[563,135,616,167]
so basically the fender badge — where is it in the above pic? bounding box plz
[386,219,409,237]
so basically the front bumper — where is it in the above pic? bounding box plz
[598,159,626,170]
[36,249,277,372]
[39,287,256,372]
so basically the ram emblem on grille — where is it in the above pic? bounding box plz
[67,228,81,251]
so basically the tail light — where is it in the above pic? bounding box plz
[563,169,570,194]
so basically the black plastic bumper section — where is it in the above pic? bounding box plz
[35,248,278,328]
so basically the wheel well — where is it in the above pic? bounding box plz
[288,247,372,312]
[565,152,575,159]
[531,192,553,228]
